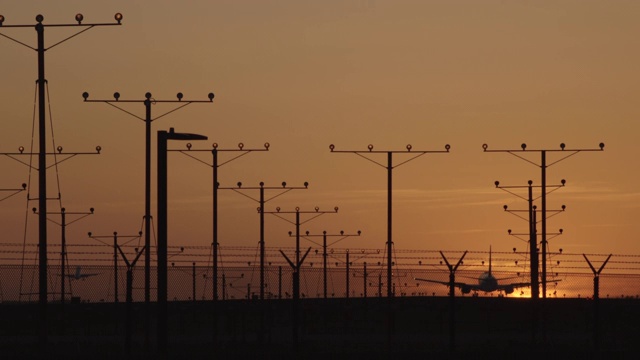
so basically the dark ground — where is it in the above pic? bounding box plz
[1,296,638,359]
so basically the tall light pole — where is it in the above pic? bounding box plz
[170,142,270,300]
[297,230,362,299]
[504,202,565,298]
[496,179,565,299]
[330,143,450,297]
[157,127,207,357]
[484,142,603,298]
[83,91,214,305]
[0,13,121,346]
[220,181,308,300]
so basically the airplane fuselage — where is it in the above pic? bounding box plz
[478,272,499,291]
[459,272,515,295]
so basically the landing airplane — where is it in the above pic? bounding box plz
[416,247,531,296]
[66,266,99,280]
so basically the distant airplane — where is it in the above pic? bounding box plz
[66,266,99,280]
[416,247,531,296]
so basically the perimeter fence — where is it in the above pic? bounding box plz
[1,245,639,303]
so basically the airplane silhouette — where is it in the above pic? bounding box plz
[416,247,531,296]
[66,266,99,280]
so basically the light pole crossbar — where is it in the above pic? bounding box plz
[220,182,307,301]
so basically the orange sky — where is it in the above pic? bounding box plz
[1,0,640,276]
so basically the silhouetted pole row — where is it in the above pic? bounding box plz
[499,179,566,346]
[168,261,202,302]
[157,128,207,357]
[342,250,378,298]
[270,206,338,351]
[330,143,450,298]
[0,13,122,347]
[484,142,604,298]
[32,207,94,304]
[170,143,269,300]
[219,180,307,300]
[88,231,143,303]
[496,179,565,299]
[297,230,362,299]
[504,203,565,295]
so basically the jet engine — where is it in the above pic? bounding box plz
[504,286,514,295]
[461,285,471,294]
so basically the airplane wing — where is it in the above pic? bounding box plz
[415,278,479,292]
[497,279,562,291]
[495,281,531,294]
[497,282,530,290]
[65,271,100,279]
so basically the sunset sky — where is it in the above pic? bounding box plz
[1,0,639,275]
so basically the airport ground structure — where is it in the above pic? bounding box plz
[2,246,639,302]
[0,247,639,358]
[0,296,638,359]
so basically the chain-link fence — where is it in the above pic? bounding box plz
[2,247,639,303]
[1,246,639,358]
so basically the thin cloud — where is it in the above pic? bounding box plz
[428,228,492,235]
